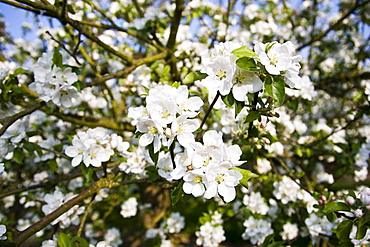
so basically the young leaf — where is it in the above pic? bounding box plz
[221,94,235,107]
[231,45,258,58]
[336,220,352,242]
[183,71,208,84]
[13,68,28,76]
[52,49,63,68]
[171,180,185,205]
[245,111,261,123]
[232,167,258,188]
[13,148,24,164]
[81,166,94,182]
[235,100,244,117]
[58,232,71,247]
[235,57,260,72]
[265,77,285,107]
[72,236,89,247]
[323,201,351,213]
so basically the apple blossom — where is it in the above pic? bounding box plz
[120,197,138,218]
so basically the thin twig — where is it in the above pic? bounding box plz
[0,102,45,136]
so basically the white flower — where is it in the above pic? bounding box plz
[120,197,138,218]
[305,214,334,244]
[171,148,195,180]
[83,145,114,167]
[41,189,84,228]
[243,191,269,215]
[204,162,242,202]
[232,68,263,101]
[255,41,292,75]
[0,163,4,174]
[0,225,6,240]
[171,115,199,147]
[41,240,57,247]
[104,228,122,247]
[195,221,226,247]
[360,187,370,205]
[280,222,299,241]
[65,135,87,167]
[350,225,370,247]
[242,216,273,245]
[273,176,301,204]
[137,119,164,153]
[183,170,206,197]
[175,86,203,116]
[157,152,174,181]
[254,158,272,174]
[163,212,185,233]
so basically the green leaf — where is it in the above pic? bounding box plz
[235,57,261,72]
[13,68,28,76]
[183,71,208,84]
[23,142,36,152]
[49,159,58,173]
[52,49,63,68]
[245,111,261,123]
[323,201,351,214]
[221,94,235,107]
[264,74,274,85]
[231,45,258,58]
[336,220,352,242]
[171,180,184,205]
[232,167,258,188]
[71,236,89,247]
[171,81,181,88]
[235,101,244,117]
[260,233,275,247]
[162,65,171,76]
[58,232,71,247]
[13,148,24,164]
[81,166,94,182]
[265,77,285,107]
[148,143,159,164]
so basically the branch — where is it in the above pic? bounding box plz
[246,92,259,139]
[196,91,221,142]
[0,102,45,136]
[298,0,368,50]
[51,111,135,132]
[166,0,185,82]
[8,175,120,246]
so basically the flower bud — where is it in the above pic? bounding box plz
[345,196,355,205]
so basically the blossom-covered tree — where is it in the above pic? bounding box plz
[0,0,369,246]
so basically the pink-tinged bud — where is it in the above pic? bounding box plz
[346,196,355,205]
[366,204,370,210]
[360,187,370,205]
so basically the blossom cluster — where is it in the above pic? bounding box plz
[171,130,244,202]
[128,84,203,153]
[195,211,226,247]
[29,51,79,108]
[41,188,85,228]
[197,40,302,102]
[65,127,129,167]
[146,212,185,246]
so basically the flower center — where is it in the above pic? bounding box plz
[193,176,202,183]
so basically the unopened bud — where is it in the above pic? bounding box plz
[346,196,355,205]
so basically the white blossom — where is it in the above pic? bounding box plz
[120,197,138,218]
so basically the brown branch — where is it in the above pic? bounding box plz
[8,175,119,246]
[166,0,185,82]
[298,0,368,50]
[51,111,135,132]
[0,101,46,136]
